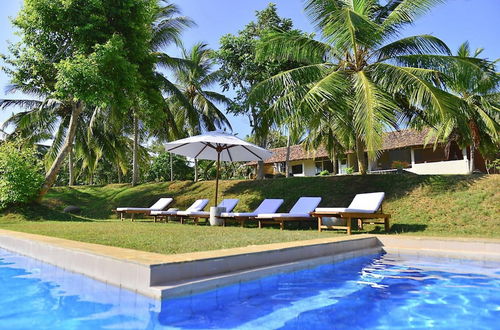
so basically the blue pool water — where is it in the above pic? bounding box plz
[1,248,499,329]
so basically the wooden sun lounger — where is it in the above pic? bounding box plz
[177,199,239,225]
[311,192,390,234]
[114,198,173,221]
[220,199,284,227]
[256,197,322,231]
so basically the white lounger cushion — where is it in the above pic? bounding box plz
[116,197,173,212]
[257,197,321,219]
[257,213,312,218]
[315,192,385,214]
[221,199,284,218]
[178,199,239,216]
[150,199,209,216]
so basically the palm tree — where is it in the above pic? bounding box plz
[251,0,484,174]
[127,0,195,186]
[425,42,499,173]
[171,42,232,181]
[0,94,132,186]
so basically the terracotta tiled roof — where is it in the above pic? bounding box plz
[249,128,435,165]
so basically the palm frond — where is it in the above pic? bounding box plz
[381,0,446,36]
[257,31,333,64]
[375,35,450,61]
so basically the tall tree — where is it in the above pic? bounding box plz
[2,0,162,197]
[171,42,232,181]
[251,0,488,174]
[129,0,194,186]
[215,3,304,178]
[414,42,499,172]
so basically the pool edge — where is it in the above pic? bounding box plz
[1,229,499,299]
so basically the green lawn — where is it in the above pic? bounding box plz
[0,174,498,254]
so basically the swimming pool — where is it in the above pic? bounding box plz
[1,248,499,329]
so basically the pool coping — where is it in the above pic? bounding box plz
[0,229,499,299]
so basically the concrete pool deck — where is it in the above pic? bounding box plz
[0,229,499,299]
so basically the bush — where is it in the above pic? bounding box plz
[345,167,354,175]
[0,141,44,209]
[274,173,286,178]
[319,170,330,176]
[391,160,410,169]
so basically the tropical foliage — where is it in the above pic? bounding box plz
[0,0,498,208]
[0,140,44,209]
[251,0,499,174]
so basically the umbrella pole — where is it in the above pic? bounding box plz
[215,151,221,206]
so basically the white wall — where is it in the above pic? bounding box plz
[288,160,317,177]
[406,159,470,175]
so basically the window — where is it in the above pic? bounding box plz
[291,164,303,175]
[315,161,323,174]
[323,160,334,173]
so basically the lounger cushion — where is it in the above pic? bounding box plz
[177,211,209,216]
[116,207,154,212]
[289,197,322,214]
[315,192,385,214]
[117,198,173,212]
[221,199,284,218]
[220,212,257,217]
[185,199,210,212]
[149,198,174,210]
[348,192,385,213]
[218,199,239,213]
[257,213,312,219]
[315,207,375,214]
[150,210,179,216]
[256,197,321,219]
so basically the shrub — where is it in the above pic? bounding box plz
[345,167,354,175]
[0,141,44,209]
[319,170,330,176]
[391,161,410,169]
[274,173,285,178]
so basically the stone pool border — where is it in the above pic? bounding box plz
[0,229,499,299]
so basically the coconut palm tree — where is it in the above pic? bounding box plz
[251,0,487,174]
[0,93,132,186]
[171,42,232,181]
[127,0,195,186]
[422,42,499,172]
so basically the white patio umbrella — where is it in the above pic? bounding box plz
[164,131,273,205]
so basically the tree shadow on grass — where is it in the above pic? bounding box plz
[2,203,94,222]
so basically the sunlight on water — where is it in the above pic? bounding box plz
[1,248,499,329]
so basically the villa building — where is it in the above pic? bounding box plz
[249,129,486,176]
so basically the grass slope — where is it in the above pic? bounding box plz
[0,174,498,254]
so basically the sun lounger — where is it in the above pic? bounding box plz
[150,199,209,223]
[177,199,239,225]
[220,199,284,227]
[311,192,390,234]
[115,198,173,221]
[256,197,322,230]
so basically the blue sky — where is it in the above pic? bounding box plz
[1,0,498,138]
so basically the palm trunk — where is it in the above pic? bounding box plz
[170,153,174,182]
[68,149,75,186]
[117,163,122,184]
[256,135,267,180]
[468,120,479,174]
[285,134,291,177]
[194,158,198,182]
[355,137,367,175]
[132,113,139,186]
[331,149,338,175]
[469,144,475,174]
[38,101,83,199]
